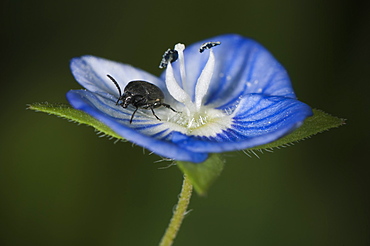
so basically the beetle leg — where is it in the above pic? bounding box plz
[130,107,139,124]
[150,107,161,121]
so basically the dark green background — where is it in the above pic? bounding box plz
[1,0,369,245]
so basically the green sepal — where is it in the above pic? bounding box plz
[28,102,124,140]
[249,109,345,150]
[176,154,224,196]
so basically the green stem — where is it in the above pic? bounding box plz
[159,175,193,246]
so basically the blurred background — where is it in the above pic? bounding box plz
[1,0,369,245]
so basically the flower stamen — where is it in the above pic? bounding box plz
[174,44,187,91]
[160,41,231,136]
[159,49,178,69]
[195,48,216,110]
[164,62,191,105]
[199,41,221,53]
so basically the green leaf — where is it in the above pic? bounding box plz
[176,109,344,195]
[29,103,344,195]
[176,154,224,196]
[249,109,345,150]
[28,102,124,140]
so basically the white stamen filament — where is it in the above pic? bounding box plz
[195,49,215,110]
[165,61,196,118]
[165,62,190,104]
[174,43,188,92]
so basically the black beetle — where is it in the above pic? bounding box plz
[107,74,177,124]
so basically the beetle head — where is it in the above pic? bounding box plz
[121,94,132,108]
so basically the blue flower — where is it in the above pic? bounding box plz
[67,34,312,163]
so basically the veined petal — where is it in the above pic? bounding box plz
[71,55,174,102]
[171,94,313,152]
[162,34,296,109]
[66,90,208,163]
[67,34,313,163]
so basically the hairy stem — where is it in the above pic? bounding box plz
[159,175,193,246]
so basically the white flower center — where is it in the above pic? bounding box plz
[162,42,233,137]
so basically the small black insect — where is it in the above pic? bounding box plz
[107,74,177,124]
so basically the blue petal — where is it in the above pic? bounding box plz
[68,35,312,163]
[70,55,175,103]
[66,90,208,163]
[171,94,313,152]
[162,34,296,109]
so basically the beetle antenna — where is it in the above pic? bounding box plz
[107,74,122,96]
[107,74,122,104]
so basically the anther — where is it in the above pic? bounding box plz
[199,41,221,53]
[159,49,179,69]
